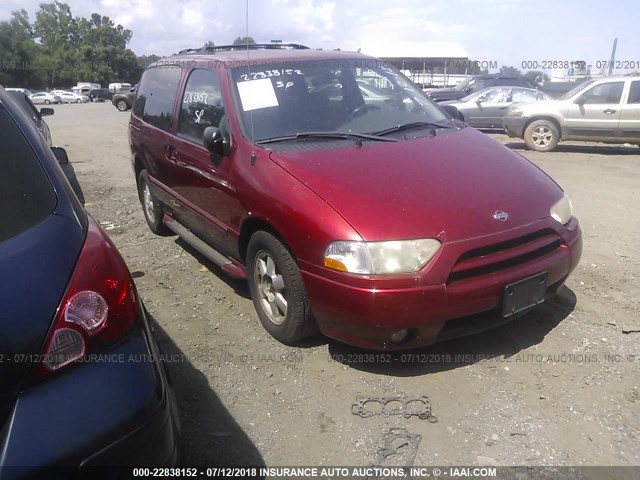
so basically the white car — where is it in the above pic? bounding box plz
[50,90,89,103]
[29,92,62,105]
[6,88,32,96]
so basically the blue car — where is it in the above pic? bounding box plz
[0,86,181,478]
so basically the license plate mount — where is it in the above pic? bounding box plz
[502,272,547,317]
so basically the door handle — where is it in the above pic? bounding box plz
[603,109,617,114]
[164,144,177,161]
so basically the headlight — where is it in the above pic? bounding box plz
[324,239,442,275]
[508,105,524,116]
[550,193,573,224]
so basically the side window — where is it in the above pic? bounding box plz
[177,69,225,143]
[580,82,624,104]
[627,81,640,104]
[133,66,182,132]
[511,89,539,103]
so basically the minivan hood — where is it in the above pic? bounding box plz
[269,127,563,242]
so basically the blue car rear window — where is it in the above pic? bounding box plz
[0,103,56,243]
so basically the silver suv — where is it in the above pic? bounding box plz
[503,75,640,151]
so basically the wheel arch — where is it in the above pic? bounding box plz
[525,116,563,139]
[238,216,293,264]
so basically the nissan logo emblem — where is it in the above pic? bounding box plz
[493,211,509,221]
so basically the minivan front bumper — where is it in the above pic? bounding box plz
[301,218,582,350]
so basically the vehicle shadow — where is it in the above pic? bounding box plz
[148,311,265,466]
[326,286,577,377]
[174,237,251,300]
[504,141,640,155]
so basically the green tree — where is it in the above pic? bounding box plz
[0,10,41,87]
[524,70,549,84]
[233,36,256,45]
[75,13,138,85]
[34,1,80,87]
[499,65,522,76]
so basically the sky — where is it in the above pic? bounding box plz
[1,0,638,73]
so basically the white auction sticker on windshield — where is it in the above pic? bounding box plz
[237,78,279,111]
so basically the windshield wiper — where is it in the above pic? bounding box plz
[257,131,398,146]
[372,121,454,136]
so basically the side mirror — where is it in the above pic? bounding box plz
[203,123,231,158]
[51,146,69,166]
[203,126,225,157]
[441,104,459,118]
[575,96,586,105]
[40,107,54,117]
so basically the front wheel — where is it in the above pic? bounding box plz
[247,231,316,344]
[44,99,51,105]
[116,100,128,111]
[137,170,170,235]
[524,119,559,152]
[76,98,81,103]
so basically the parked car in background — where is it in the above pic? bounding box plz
[5,88,32,96]
[441,87,549,128]
[109,82,132,93]
[504,75,640,151]
[89,88,114,102]
[112,84,137,111]
[424,74,541,102]
[0,86,181,476]
[50,90,89,103]
[129,44,582,350]
[29,92,62,105]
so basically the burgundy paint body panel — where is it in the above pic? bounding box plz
[270,127,562,243]
[129,50,583,349]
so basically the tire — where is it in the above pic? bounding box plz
[116,100,129,111]
[137,170,170,235]
[76,98,81,103]
[524,119,559,152]
[44,99,51,105]
[247,231,316,344]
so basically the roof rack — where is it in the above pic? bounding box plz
[178,43,310,55]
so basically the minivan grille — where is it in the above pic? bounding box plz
[448,229,563,283]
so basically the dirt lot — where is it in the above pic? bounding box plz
[47,102,639,468]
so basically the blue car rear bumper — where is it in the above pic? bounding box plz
[0,310,180,479]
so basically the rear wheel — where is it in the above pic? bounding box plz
[247,231,316,344]
[116,100,128,111]
[44,99,51,105]
[76,98,81,103]
[137,170,170,235]
[524,119,559,152]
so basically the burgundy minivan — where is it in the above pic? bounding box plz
[129,44,582,350]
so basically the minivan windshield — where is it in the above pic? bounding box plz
[230,59,452,143]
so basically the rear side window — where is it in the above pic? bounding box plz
[133,66,182,132]
[627,81,640,104]
[177,69,225,143]
[0,103,56,242]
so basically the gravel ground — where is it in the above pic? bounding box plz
[46,102,640,469]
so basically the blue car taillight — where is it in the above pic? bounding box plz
[33,217,138,379]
